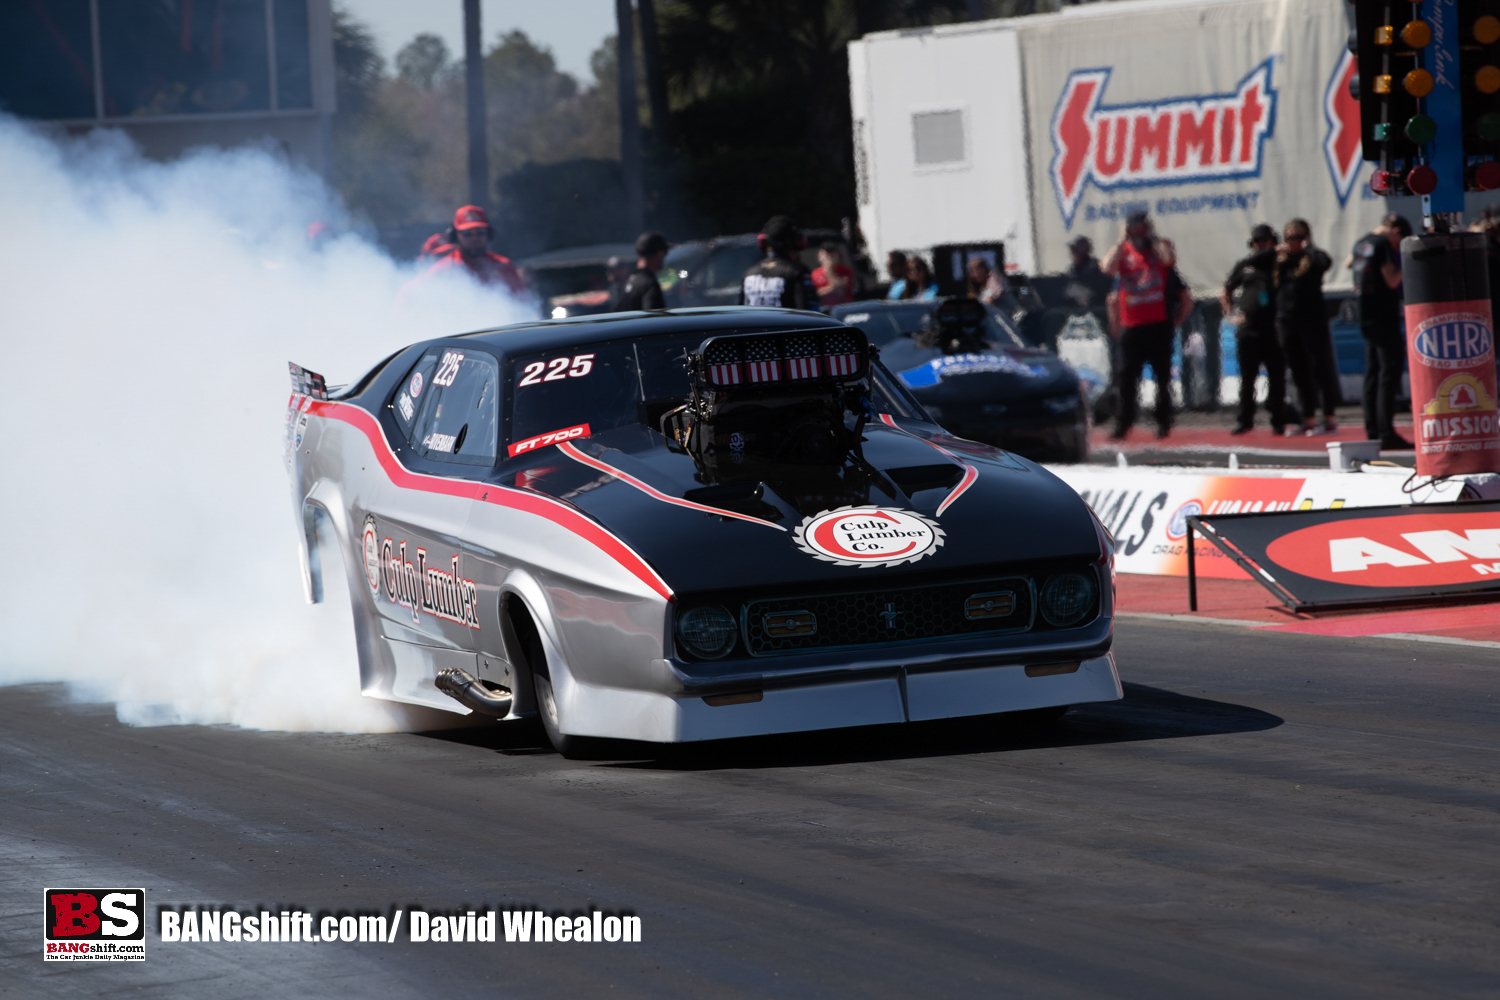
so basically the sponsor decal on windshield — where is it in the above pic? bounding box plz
[423,432,457,453]
[517,354,595,387]
[898,353,1048,388]
[380,536,480,629]
[508,422,591,458]
[792,506,945,568]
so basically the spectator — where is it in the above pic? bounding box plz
[812,242,857,307]
[418,232,453,262]
[1275,219,1338,435]
[1220,224,1287,435]
[900,255,939,301]
[1347,213,1411,448]
[739,215,819,309]
[884,250,909,300]
[425,205,526,295]
[1064,236,1113,310]
[1101,211,1178,439]
[965,256,1005,304]
[610,232,669,311]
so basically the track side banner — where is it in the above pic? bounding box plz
[1188,501,1500,610]
[1047,466,1466,577]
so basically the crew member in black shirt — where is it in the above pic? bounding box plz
[610,231,669,311]
[1275,219,1338,436]
[1220,223,1286,434]
[739,215,819,310]
[1347,213,1411,448]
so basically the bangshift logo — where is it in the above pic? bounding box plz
[1324,49,1364,205]
[1050,59,1277,226]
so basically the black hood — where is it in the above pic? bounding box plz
[503,419,1101,596]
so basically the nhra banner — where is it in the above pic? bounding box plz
[1019,0,1382,294]
[1187,501,1500,610]
[1046,466,1470,578]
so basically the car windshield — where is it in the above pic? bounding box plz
[833,302,1027,350]
[506,329,923,455]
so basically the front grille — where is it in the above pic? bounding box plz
[744,576,1034,656]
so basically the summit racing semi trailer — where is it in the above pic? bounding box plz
[848,0,1500,296]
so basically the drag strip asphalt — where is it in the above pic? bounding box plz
[2,618,1496,999]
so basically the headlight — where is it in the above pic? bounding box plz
[676,606,738,659]
[1042,394,1079,414]
[550,306,568,319]
[1039,572,1095,627]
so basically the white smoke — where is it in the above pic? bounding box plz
[0,118,536,732]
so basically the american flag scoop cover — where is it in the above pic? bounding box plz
[696,329,868,388]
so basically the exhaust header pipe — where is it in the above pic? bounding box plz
[435,667,513,718]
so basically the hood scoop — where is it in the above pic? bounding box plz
[884,463,964,495]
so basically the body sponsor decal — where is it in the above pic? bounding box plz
[303,400,673,601]
[363,516,381,591]
[1323,48,1363,205]
[897,352,1049,388]
[508,422,591,458]
[557,441,786,529]
[1050,58,1276,226]
[1264,511,1500,586]
[792,505,945,568]
[380,536,481,628]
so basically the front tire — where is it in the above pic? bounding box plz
[532,669,599,759]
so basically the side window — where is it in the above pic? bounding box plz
[392,351,440,443]
[408,349,501,466]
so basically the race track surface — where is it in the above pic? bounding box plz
[2,619,1496,999]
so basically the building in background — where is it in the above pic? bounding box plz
[0,0,336,173]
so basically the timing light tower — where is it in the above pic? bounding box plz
[1350,0,1500,477]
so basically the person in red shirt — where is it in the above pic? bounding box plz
[811,242,856,308]
[1102,211,1181,440]
[418,232,453,261]
[425,205,526,296]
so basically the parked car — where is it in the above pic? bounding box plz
[661,231,878,308]
[832,298,1089,463]
[516,243,637,319]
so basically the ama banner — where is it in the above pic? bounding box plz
[1189,501,1500,610]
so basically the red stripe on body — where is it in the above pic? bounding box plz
[878,413,979,516]
[557,442,785,531]
[307,401,674,600]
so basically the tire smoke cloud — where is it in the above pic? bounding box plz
[0,118,535,732]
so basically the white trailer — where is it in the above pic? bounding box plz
[849,0,1498,295]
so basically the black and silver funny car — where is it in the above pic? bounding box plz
[285,307,1120,755]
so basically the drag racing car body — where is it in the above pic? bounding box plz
[834,298,1090,463]
[285,307,1120,753]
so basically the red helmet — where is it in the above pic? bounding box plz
[453,205,491,232]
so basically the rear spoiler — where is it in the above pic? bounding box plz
[288,361,329,401]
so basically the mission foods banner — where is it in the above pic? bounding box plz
[1189,501,1500,610]
[1019,0,1383,294]
[1046,466,1470,578]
